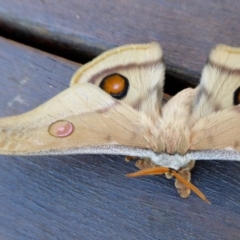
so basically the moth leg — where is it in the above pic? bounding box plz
[134,158,196,199]
[174,160,196,198]
[125,156,155,169]
[125,156,140,162]
[135,158,156,169]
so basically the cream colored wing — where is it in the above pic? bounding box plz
[193,44,240,120]
[71,42,165,122]
[190,104,240,151]
[0,83,154,156]
[188,44,240,160]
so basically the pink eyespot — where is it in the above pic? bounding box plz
[48,120,74,137]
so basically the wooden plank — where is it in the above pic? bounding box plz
[0,37,240,240]
[0,1,240,87]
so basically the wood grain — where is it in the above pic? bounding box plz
[0,0,240,88]
[0,37,240,240]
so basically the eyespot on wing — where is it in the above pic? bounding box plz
[99,73,129,99]
[48,120,74,137]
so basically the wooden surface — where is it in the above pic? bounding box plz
[0,1,240,239]
[1,0,240,89]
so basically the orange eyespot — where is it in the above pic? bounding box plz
[233,86,240,105]
[100,73,129,99]
[48,120,74,137]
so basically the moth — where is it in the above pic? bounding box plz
[1,42,240,203]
